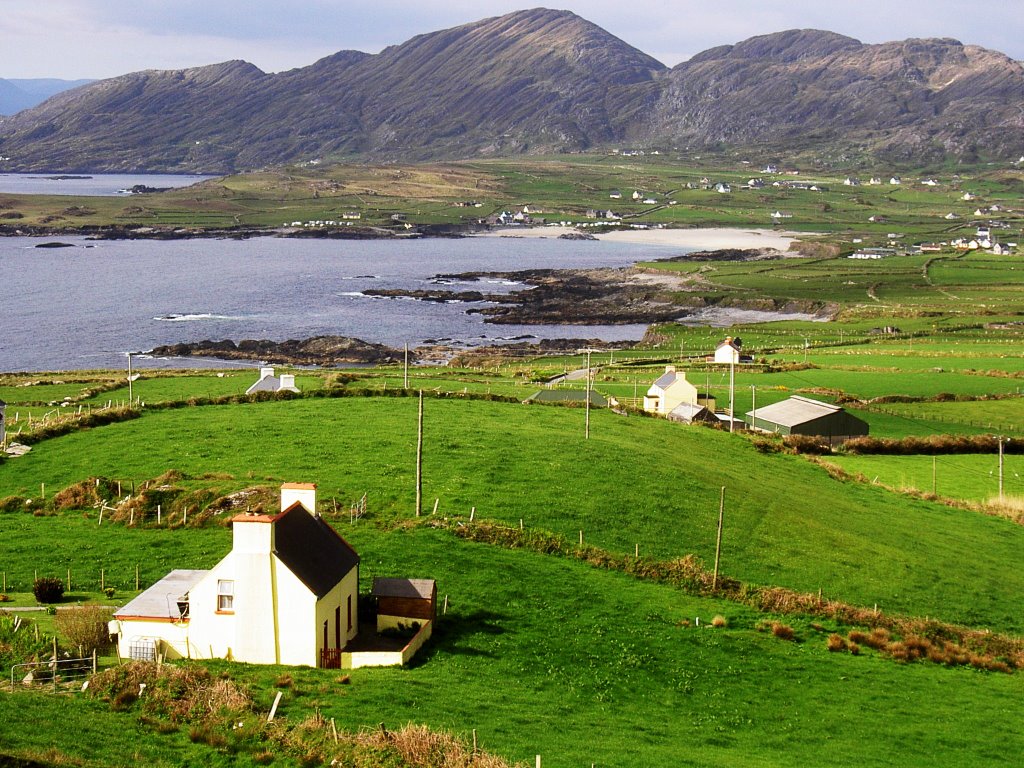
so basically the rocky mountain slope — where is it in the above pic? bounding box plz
[0,9,1020,171]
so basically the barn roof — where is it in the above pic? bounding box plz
[274,504,360,599]
[114,569,208,620]
[372,578,436,600]
[747,395,843,427]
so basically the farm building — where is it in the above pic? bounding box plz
[667,403,717,424]
[110,483,363,668]
[746,396,869,444]
[712,337,752,364]
[524,389,611,407]
[246,367,300,395]
[372,578,437,632]
[643,366,698,415]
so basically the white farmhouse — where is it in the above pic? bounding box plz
[714,337,743,364]
[643,366,699,415]
[110,483,360,667]
[246,368,300,395]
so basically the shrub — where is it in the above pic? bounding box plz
[711,615,728,628]
[770,622,795,641]
[33,577,65,604]
[826,634,847,652]
[54,605,112,654]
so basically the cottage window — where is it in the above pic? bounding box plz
[217,580,234,612]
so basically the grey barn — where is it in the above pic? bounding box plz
[746,396,868,445]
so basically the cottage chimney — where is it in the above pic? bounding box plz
[279,374,295,390]
[664,365,675,374]
[260,367,275,380]
[280,482,316,515]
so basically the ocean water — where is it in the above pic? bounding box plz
[0,173,214,197]
[0,234,683,371]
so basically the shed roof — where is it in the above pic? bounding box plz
[747,395,843,428]
[668,403,714,423]
[114,569,208,620]
[371,578,436,600]
[273,503,360,599]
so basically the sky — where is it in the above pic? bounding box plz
[3,0,1022,80]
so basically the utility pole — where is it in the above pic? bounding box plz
[415,391,423,516]
[750,384,756,429]
[404,343,409,389]
[713,486,725,590]
[585,348,592,440]
[999,436,1004,500]
[127,352,133,404]
[729,357,735,433]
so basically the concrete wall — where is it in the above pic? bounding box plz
[344,621,433,670]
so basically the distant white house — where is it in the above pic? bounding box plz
[110,484,360,667]
[714,183,732,194]
[962,192,976,201]
[770,210,793,220]
[714,337,744,364]
[844,177,861,186]
[889,177,902,185]
[609,190,622,199]
[246,368,300,395]
[643,366,699,415]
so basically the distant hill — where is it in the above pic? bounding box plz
[0,9,1020,171]
[0,78,93,116]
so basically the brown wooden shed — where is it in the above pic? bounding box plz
[372,578,437,631]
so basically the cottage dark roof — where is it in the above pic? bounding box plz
[274,504,360,598]
[114,569,208,620]
[372,578,436,600]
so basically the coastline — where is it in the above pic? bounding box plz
[480,226,803,251]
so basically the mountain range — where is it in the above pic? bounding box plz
[0,78,94,117]
[0,8,1021,172]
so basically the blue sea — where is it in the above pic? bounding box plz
[0,234,682,371]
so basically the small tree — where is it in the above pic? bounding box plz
[33,577,65,604]
[54,605,112,654]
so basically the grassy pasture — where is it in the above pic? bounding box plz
[2,156,1021,245]
[826,452,1024,504]
[2,521,1024,767]
[3,396,1024,635]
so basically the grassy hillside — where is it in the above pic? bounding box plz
[3,395,1023,635]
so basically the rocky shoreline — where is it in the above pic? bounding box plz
[149,336,407,366]
[364,254,833,326]
[0,222,481,240]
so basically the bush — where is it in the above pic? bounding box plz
[33,577,65,604]
[711,615,728,628]
[770,622,795,641]
[54,605,112,653]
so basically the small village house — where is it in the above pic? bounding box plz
[713,337,747,364]
[246,368,300,395]
[643,366,698,415]
[746,396,869,446]
[110,484,358,667]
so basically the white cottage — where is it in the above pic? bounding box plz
[246,368,300,395]
[110,483,360,667]
[714,337,743,364]
[643,366,699,415]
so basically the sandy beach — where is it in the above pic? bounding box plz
[482,226,802,250]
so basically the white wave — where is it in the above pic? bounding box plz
[153,313,240,322]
